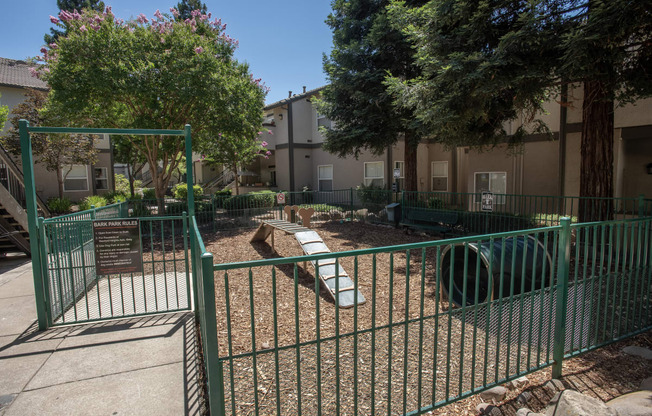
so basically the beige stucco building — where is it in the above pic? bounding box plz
[263,85,651,200]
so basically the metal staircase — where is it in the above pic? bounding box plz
[203,167,235,192]
[0,146,50,256]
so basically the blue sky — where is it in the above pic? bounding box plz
[0,1,333,104]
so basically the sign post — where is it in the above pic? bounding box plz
[93,219,143,275]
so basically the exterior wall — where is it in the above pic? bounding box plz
[464,145,518,195]
[311,147,388,191]
[0,86,29,133]
[521,140,560,196]
[620,137,652,199]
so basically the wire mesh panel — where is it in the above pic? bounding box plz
[42,215,191,326]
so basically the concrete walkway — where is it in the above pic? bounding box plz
[0,256,203,415]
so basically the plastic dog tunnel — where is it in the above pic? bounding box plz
[440,235,553,308]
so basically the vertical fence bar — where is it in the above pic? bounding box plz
[552,217,571,378]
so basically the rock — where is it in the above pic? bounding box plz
[509,376,530,390]
[640,376,652,391]
[606,390,652,416]
[517,391,533,405]
[545,390,618,416]
[476,403,503,415]
[480,386,508,402]
[622,346,652,360]
[543,379,565,394]
[261,342,270,349]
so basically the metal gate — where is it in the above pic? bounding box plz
[40,209,191,326]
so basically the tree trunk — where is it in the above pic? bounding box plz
[127,164,135,197]
[579,80,614,222]
[232,162,240,196]
[57,170,64,199]
[404,131,418,192]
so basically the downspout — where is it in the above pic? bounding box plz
[558,83,568,198]
[288,95,295,192]
[386,145,392,191]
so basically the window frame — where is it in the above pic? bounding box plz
[317,164,333,191]
[94,167,109,191]
[473,171,507,204]
[363,161,385,187]
[431,161,449,192]
[63,165,89,192]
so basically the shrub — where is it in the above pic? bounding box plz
[47,197,72,215]
[223,190,275,212]
[78,195,108,211]
[173,183,204,200]
[104,191,128,204]
[213,188,232,209]
[356,184,390,206]
[300,203,342,213]
[142,188,156,200]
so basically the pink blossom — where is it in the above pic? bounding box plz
[50,15,60,24]
[257,131,262,135]
[268,130,273,135]
[170,8,179,18]
[49,43,58,49]
[59,10,73,22]
[40,47,48,54]
[154,9,163,20]
[264,155,269,159]
[218,133,222,136]
[28,67,39,78]
[160,38,165,43]
[71,10,81,20]
[91,24,101,31]
[104,6,113,18]
[266,150,272,156]
[191,10,201,18]
[194,46,204,54]
[137,13,149,24]
[79,25,87,32]
[261,141,268,147]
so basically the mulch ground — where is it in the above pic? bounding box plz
[199,221,652,415]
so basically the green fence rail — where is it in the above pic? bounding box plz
[204,216,651,415]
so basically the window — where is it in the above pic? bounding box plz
[431,161,449,191]
[364,161,384,187]
[318,165,333,191]
[63,165,88,191]
[474,172,506,204]
[94,167,109,190]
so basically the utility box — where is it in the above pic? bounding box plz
[386,202,401,225]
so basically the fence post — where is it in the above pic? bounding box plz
[350,187,354,221]
[552,217,571,379]
[201,251,226,416]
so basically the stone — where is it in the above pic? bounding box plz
[545,390,618,416]
[509,376,530,390]
[476,403,503,415]
[261,342,270,350]
[606,390,652,416]
[639,376,652,391]
[480,386,508,402]
[543,379,565,394]
[517,391,533,404]
[622,346,652,360]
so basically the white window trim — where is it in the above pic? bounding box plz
[473,171,507,204]
[317,164,333,191]
[431,161,449,192]
[363,161,385,187]
[63,165,89,192]
[94,167,109,190]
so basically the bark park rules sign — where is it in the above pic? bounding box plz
[93,219,143,275]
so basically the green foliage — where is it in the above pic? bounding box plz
[47,197,73,214]
[222,190,275,212]
[40,8,266,201]
[44,0,105,44]
[316,0,428,190]
[141,188,156,200]
[300,204,342,213]
[113,174,141,195]
[460,211,536,235]
[0,89,98,199]
[0,93,8,130]
[173,183,204,200]
[174,0,207,20]
[78,195,108,211]
[103,191,128,204]
[355,184,391,206]
[215,189,232,197]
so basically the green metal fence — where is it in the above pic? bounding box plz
[203,216,651,415]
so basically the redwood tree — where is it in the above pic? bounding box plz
[387,0,652,219]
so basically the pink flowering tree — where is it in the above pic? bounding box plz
[39,7,266,211]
